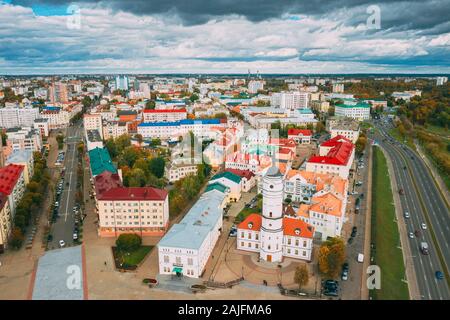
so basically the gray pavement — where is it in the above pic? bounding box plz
[373,119,450,300]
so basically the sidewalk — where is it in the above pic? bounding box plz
[360,146,372,300]
[380,147,420,300]
[414,142,450,206]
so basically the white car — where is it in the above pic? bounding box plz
[73,233,78,240]
[421,223,427,230]
[408,232,414,239]
[404,212,410,219]
[59,240,66,247]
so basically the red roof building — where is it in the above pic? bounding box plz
[97,187,168,201]
[287,129,312,144]
[306,135,355,179]
[0,164,24,195]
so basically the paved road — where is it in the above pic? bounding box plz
[49,123,83,249]
[340,146,371,299]
[372,120,450,300]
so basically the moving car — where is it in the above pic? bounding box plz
[435,271,444,280]
[421,223,427,230]
[404,212,410,219]
[420,242,429,255]
[408,232,414,239]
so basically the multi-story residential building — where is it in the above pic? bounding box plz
[334,101,370,121]
[248,80,265,94]
[391,90,421,102]
[83,114,103,138]
[327,116,360,143]
[332,83,344,93]
[271,92,309,110]
[165,163,198,183]
[95,177,169,237]
[0,106,40,129]
[86,130,104,151]
[436,76,448,86]
[237,165,315,262]
[0,194,12,253]
[49,82,69,104]
[102,121,128,140]
[296,190,346,241]
[310,100,330,113]
[143,109,187,123]
[137,118,226,140]
[6,150,34,184]
[3,127,42,158]
[283,169,348,204]
[0,164,25,217]
[306,135,355,179]
[287,128,312,144]
[33,118,49,138]
[158,187,228,278]
[40,107,71,129]
[115,76,129,90]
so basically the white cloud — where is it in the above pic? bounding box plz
[0,3,448,74]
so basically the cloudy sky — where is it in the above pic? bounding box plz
[0,0,449,74]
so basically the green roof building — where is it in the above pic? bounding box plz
[88,147,117,177]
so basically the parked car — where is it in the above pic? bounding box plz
[351,226,357,237]
[357,253,364,263]
[348,237,354,244]
[59,240,66,247]
[73,233,78,240]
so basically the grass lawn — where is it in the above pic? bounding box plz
[388,127,416,150]
[417,124,450,140]
[235,207,260,223]
[370,147,409,300]
[113,246,153,269]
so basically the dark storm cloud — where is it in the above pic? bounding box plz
[10,0,449,31]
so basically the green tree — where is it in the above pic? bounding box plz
[189,93,199,102]
[121,146,140,168]
[145,100,156,110]
[116,233,142,252]
[148,157,165,178]
[8,228,24,250]
[105,138,118,159]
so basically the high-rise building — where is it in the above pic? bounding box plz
[115,76,129,91]
[248,80,264,94]
[436,76,448,86]
[332,83,345,93]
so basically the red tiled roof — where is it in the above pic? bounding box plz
[225,168,255,180]
[0,164,24,195]
[143,108,187,113]
[237,213,314,238]
[287,129,312,137]
[97,186,168,201]
[308,135,354,166]
[237,213,262,231]
[283,217,314,238]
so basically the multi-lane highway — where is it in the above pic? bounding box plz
[372,119,450,300]
[49,123,83,249]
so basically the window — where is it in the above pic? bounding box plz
[175,257,181,265]
[164,255,169,263]
[248,233,252,240]
[188,258,193,266]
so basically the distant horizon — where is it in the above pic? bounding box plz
[1,72,449,77]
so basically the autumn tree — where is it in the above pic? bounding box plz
[294,264,309,290]
[318,237,346,278]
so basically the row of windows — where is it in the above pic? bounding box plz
[164,255,194,265]
[103,209,160,213]
[105,221,163,226]
[103,215,161,219]
[103,202,163,207]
